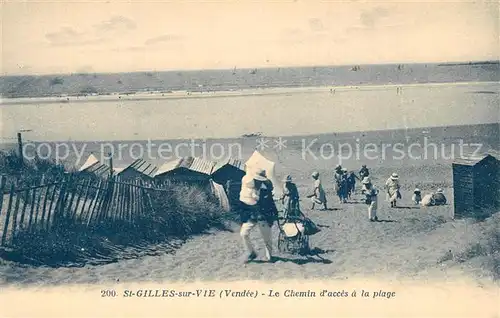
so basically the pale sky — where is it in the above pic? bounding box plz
[2,0,499,75]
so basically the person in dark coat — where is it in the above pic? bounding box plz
[347,171,357,199]
[359,165,370,179]
[334,165,346,203]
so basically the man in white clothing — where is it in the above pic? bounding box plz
[362,177,379,222]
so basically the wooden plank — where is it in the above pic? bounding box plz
[110,178,119,222]
[137,180,144,217]
[52,174,70,226]
[118,176,127,221]
[27,183,37,229]
[130,180,138,222]
[0,175,6,218]
[19,188,30,229]
[124,181,131,222]
[133,180,140,220]
[39,182,52,228]
[78,179,93,222]
[72,179,86,220]
[45,180,60,230]
[1,183,16,246]
[34,176,45,225]
[102,178,114,221]
[94,181,109,225]
[11,182,22,244]
[60,174,73,218]
[86,180,102,226]
[65,178,79,221]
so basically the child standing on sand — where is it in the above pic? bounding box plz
[309,171,328,210]
[412,188,422,205]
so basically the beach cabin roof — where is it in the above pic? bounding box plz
[78,153,100,172]
[211,157,246,184]
[78,153,112,177]
[212,157,245,173]
[154,157,215,177]
[452,153,497,166]
[116,159,158,178]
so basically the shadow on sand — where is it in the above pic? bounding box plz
[393,206,421,210]
[253,247,334,265]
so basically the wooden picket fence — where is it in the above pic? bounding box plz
[0,173,157,248]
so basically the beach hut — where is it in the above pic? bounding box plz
[211,158,245,185]
[114,159,158,183]
[452,152,499,219]
[154,156,216,186]
[78,153,112,179]
[211,158,246,210]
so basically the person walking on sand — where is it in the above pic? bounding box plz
[339,168,349,203]
[239,168,275,263]
[347,171,357,198]
[361,177,379,222]
[385,173,401,208]
[334,165,345,204]
[309,171,328,210]
[281,175,300,218]
[359,165,370,180]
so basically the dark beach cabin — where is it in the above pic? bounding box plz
[114,159,158,183]
[211,158,245,210]
[153,156,216,188]
[452,153,499,219]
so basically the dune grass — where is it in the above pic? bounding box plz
[437,213,500,280]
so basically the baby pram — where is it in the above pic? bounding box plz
[277,201,319,255]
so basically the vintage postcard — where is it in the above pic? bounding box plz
[1,0,499,317]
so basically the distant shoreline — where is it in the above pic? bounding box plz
[1,61,498,100]
[1,81,498,105]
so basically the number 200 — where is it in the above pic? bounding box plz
[101,290,117,297]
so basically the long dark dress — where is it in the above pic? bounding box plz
[282,182,300,218]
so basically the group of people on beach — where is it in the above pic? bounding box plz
[237,163,448,263]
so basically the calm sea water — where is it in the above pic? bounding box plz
[1,82,498,143]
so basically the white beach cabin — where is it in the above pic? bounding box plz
[244,150,283,198]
